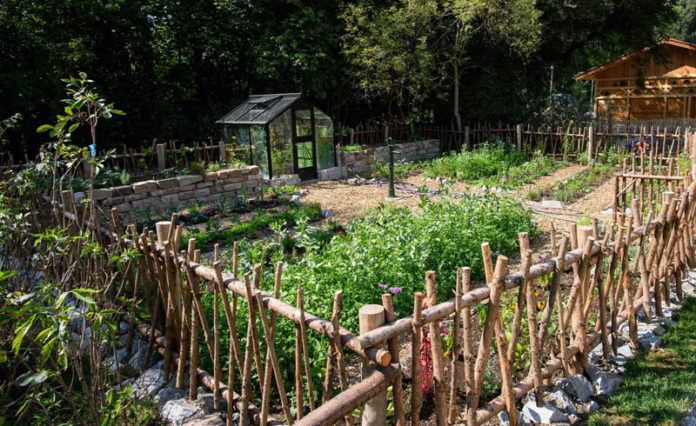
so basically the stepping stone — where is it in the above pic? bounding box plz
[586,364,623,397]
[557,374,594,403]
[160,398,204,426]
[522,396,570,424]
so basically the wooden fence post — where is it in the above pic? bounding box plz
[218,141,227,162]
[157,143,166,171]
[587,124,595,163]
[516,123,523,151]
[155,221,171,246]
[359,305,387,426]
[465,126,471,151]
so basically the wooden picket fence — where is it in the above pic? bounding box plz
[51,150,696,425]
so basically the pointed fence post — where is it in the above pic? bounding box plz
[359,304,387,426]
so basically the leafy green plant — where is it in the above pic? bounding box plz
[190,160,206,176]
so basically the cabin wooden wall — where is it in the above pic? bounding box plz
[591,44,696,121]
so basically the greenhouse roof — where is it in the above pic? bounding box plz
[215,93,302,126]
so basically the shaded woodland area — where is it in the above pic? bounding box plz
[0,0,692,155]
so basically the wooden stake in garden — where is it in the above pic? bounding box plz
[425,271,447,426]
[411,292,424,426]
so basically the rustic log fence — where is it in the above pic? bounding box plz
[50,152,696,425]
[340,121,694,163]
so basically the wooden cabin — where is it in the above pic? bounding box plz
[576,38,696,122]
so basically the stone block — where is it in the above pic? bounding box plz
[164,187,181,195]
[177,175,203,186]
[102,196,124,207]
[243,180,259,189]
[157,178,179,189]
[223,182,243,191]
[202,172,218,182]
[133,180,157,193]
[224,176,245,184]
[196,181,213,189]
[216,170,229,179]
[161,194,179,203]
[318,167,346,181]
[93,188,112,201]
[210,185,224,194]
[112,185,133,196]
[228,168,242,178]
[131,199,157,209]
[113,203,131,214]
[124,193,147,202]
[193,188,210,199]
[150,189,164,197]
[247,173,262,181]
[243,165,259,175]
[179,191,195,200]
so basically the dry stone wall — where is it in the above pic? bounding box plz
[339,139,440,175]
[78,166,262,213]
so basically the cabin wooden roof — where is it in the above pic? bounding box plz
[575,38,696,80]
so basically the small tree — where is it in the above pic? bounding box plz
[342,0,440,120]
[449,0,542,130]
[37,72,124,220]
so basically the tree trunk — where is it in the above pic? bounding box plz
[454,60,462,131]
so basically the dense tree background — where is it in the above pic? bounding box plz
[0,0,680,156]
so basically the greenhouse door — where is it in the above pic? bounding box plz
[292,107,317,180]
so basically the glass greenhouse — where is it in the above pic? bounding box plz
[216,93,335,180]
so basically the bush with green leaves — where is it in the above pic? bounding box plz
[423,143,567,188]
[280,194,537,332]
[423,142,527,181]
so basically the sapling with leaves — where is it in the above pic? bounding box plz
[0,75,148,424]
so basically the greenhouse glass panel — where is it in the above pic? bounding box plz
[314,108,335,170]
[249,125,268,174]
[268,109,293,175]
[295,109,313,137]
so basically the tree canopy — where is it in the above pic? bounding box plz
[0,0,679,155]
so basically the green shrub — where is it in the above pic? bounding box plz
[281,194,538,333]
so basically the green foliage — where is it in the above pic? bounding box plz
[341,145,364,152]
[342,0,440,119]
[181,202,323,250]
[282,195,537,333]
[424,143,527,180]
[373,160,422,180]
[424,143,568,188]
